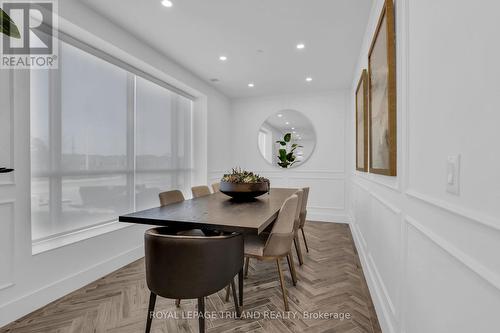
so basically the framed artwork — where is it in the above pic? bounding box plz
[356,69,368,172]
[368,0,397,176]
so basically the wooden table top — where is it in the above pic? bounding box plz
[119,188,298,234]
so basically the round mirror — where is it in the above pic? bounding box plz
[258,110,316,168]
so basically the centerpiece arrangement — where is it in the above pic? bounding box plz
[220,168,270,200]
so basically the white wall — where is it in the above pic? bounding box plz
[221,91,349,223]
[347,1,500,332]
[0,0,232,327]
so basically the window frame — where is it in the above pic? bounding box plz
[30,32,195,250]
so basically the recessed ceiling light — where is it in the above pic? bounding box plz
[296,43,305,49]
[285,121,290,125]
[248,83,255,88]
[161,0,173,7]
[219,55,227,61]
[291,127,295,130]
[306,77,313,82]
[277,114,283,118]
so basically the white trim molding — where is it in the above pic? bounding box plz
[405,216,500,292]
[405,189,500,233]
[32,221,136,255]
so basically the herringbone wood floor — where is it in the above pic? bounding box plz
[1,222,381,333]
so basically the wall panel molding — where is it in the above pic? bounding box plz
[0,70,15,187]
[367,252,397,316]
[0,200,15,290]
[405,189,500,233]
[209,169,347,223]
[405,216,500,292]
[350,221,398,333]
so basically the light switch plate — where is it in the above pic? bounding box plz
[446,154,460,195]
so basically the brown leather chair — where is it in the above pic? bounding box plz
[211,182,220,193]
[144,228,244,333]
[191,185,211,198]
[298,187,310,254]
[243,194,299,311]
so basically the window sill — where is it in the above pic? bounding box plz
[32,221,134,255]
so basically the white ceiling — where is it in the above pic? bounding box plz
[79,0,372,99]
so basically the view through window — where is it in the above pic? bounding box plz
[30,40,193,241]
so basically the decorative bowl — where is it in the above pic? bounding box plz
[220,180,269,200]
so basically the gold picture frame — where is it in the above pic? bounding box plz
[368,0,397,176]
[356,69,368,172]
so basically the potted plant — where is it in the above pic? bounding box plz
[1,8,21,39]
[220,168,270,200]
[276,133,303,168]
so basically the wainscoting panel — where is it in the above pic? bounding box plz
[351,221,398,333]
[404,219,500,333]
[367,197,401,313]
[0,201,14,290]
[0,70,15,187]
[208,170,347,222]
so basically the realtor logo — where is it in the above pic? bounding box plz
[1,0,58,68]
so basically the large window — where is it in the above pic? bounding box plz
[30,39,193,241]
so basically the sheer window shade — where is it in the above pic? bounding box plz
[30,40,193,241]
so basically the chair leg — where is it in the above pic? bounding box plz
[276,258,289,311]
[301,227,309,253]
[224,284,231,302]
[198,297,205,333]
[230,279,241,317]
[145,292,156,333]
[175,299,181,307]
[244,257,250,278]
[238,269,244,306]
[287,254,297,286]
[294,235,304,266]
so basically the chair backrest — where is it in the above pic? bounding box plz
[263,194,298,257]
[211,182,220,193]
[145,228,244,299]
[293,190,304,231]
[159,190,185,207]
[192,185,211,198]
[299,187,310,228]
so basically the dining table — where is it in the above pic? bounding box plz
[119,187,297,234]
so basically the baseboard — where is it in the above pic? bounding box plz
[307,211,351,224]
[350,219,395,333]
[0,245,144,328]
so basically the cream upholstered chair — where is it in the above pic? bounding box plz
[246,189,304,274]
[243,194,299,311]
[211,182,220,193]
[192,185,211,198]
[159,190,184,207]
[190,184,235,302]
[158,190,206,238]
[298,187,310,254]
[291,190,305,266]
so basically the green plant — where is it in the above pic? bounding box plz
[1,8,20,39]
[222,168,269,184]
[0,167,14,173]
[276,133,303,168]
